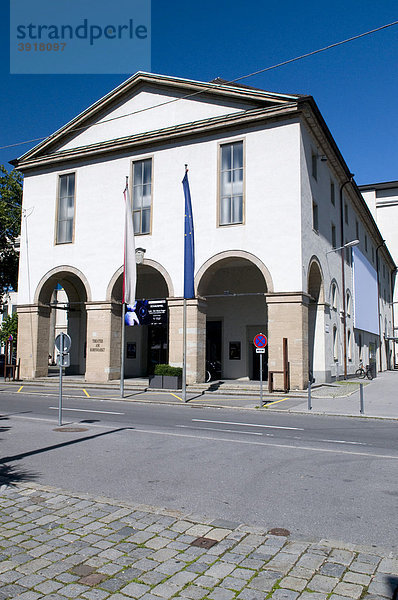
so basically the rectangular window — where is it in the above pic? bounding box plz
[56,173,75,244]
[331,223,336,248]
[365,234,368,252]
[219,141,244,225]
[344,201,349,225]
[345,239,351,264]
[383,264,386,278]
[311,151,317,180]
[371,246,375,263]
[312,201,319,232]
[132,158,152,234]
[330,181,335,205]
[356,219,359,240]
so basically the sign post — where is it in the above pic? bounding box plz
[253,333,267,406]
[55,332,72,426]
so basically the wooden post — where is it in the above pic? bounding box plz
[283,337,289,392]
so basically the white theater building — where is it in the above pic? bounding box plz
[13,72,395,389]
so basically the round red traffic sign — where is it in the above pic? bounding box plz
[253,333,267,348]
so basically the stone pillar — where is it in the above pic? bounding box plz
[266,293,310,390]
[85,301,121,382]
[17,304,51,379]
[67,310,83,375]
[168,298,207,383]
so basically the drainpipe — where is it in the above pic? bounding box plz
[339,175,354,379]
[375,241,385,372]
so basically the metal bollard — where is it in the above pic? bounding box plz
[359,383,364,414]
[308,380,312,411]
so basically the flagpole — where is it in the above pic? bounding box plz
[182,164,194,404]
[182,296,187,402]
[120,302,126,398]
[183,164,188,403]
[120,176,129,399]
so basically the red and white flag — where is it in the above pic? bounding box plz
[123,182,136,306]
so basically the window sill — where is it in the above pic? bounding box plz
[218,221,244,228]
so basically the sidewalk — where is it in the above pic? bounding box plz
[0,482,397,600]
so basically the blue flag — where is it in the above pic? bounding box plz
[182,170,195,299]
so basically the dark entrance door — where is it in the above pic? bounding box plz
[206,320,222,380]
[251,345,268,380]
[147,325,168,373]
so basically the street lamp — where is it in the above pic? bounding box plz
[326,239,359,254]
[326,238,359,378]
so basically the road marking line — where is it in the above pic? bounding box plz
[130,428,398,459]
[170,393,183,402]
[13,391,91,399]
[12,415,58,423]
[192,418,304,431]
[17,386,23,393]
[83,389,90,398]
[177,425,262,436]
[10,415,123,429]
[265,397,289,406]
[319,439,366,445]
[48,407,124,415]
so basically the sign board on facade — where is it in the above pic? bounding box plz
[125,300,167,326]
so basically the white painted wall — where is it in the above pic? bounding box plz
[18,116,303,307]
[57,87,255,152]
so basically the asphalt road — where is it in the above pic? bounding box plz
[1,386,398,548]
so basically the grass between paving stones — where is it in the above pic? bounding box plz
[80,529,267,600]
[265,579,283,598]
[0,486,386,600]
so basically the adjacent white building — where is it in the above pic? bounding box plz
[359,181,398,368]
[13,72,395,388]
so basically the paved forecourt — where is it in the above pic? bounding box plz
[0,483,397,600]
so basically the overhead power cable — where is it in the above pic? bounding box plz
[1,19,398,154]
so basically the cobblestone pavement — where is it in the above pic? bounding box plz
[0,483,397,600]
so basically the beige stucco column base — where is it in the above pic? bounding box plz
[266,293,310,390]
[168,298,207,384]
[17,304,51,379]
[85,301,121,383]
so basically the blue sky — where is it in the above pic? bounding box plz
[1,0,397,185]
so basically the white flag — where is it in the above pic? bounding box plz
[123,184,136,306]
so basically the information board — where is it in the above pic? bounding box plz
[125,300,168,326]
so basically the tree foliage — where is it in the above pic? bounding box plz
[0,313,18,344]
[0,165,23,303]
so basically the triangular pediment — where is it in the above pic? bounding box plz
[16,72,301,166]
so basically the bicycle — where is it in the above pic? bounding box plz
[355,362,373,380]
[206,359,222,383]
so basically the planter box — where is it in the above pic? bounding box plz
[148,374,182,389]
[163,375,182,390]
[149,374,163,388]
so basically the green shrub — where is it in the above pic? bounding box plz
[154,364,182,377]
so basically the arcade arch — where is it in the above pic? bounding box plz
[307,258,326,383]
[34,266,90,377]
[197,252,270,380]
[108,261,172,378]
